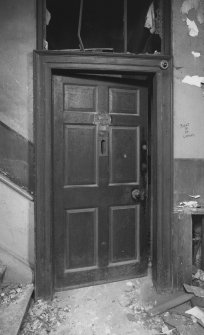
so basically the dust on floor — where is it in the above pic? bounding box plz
[19,276,204,335]
[50,276,164,335]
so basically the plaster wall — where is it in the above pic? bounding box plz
[0,0,36,281]
[173,0,204,204]
[0,0,36,141]
[0,179,34,282]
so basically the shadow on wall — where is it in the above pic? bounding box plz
[0,121,34,194]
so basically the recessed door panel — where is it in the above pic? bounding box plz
[110,205,139,263]
[109,88,139,114]
[64,125,97,186]
[109,126,139,185]
[53,74,149,289]
[65,208,98,270]
[64,85,96,112]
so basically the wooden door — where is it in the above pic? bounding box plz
[53,74,149,289]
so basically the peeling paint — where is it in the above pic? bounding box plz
[181,0,204,24]
[192,51,201,57]
[181,0,200,15]
[182,75,204,87]
[186,18,199,36]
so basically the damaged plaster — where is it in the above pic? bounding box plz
[192,50,201,57]
[182,75,204,87]
[186,18,199,36]
[181,0,200,15]
[181,0,204,24]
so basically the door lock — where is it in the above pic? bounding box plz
[131,189,145,201]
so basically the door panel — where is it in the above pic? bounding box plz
[109,205,139,262]
[110,126,139,184]
[64,125,98,186]
[64,85,96,112]
[53,74,149,289]
[65,208,98,270]
[109,88,140,115]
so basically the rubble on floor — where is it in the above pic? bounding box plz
[122,280,204,335]
[0,283,24,305]
[2,277,204,335]
[19,297,71,335]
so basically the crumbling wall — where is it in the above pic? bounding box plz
[173,0,204,204]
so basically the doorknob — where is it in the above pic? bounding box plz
[131,189,145,201]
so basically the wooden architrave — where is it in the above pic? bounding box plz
[34,52,173,299]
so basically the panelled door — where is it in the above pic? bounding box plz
[53,74,149,289]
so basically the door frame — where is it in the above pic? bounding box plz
[34,52,173,299]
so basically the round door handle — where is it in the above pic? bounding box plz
[131,189,145,201]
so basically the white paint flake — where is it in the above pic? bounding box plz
[192,51,201,57]
[182,75,204,87]
[186,18,199,36]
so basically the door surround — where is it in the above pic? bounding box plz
[34,52,173,298]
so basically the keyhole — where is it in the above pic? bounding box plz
[101,139,106,155]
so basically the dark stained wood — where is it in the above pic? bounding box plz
[149,293,194,316]
[162,0,172,55]
[35,51,171,68]
[34,52,173,298]
[151,73,158,284]
[172,210,192,289]
[36,0,46,50]
[123,0,127,52]
[53,74,149,289]
[34,52,54,299]
[152,64,173,290]
[172,208,204,289]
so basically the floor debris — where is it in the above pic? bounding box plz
[20,298,71,335]
[178,201,200,208]
[193,269,204,281]
[185,306,204,326]
[0,283,24,305]
[148,293,194,317]
[2,277,204,334]
[184,283,204,297]
[0,284,33,335]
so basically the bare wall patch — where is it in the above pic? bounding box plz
[186,18,199,36]
[182,75,204,87]
[181,0,204,24]
[192,51,201,57]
